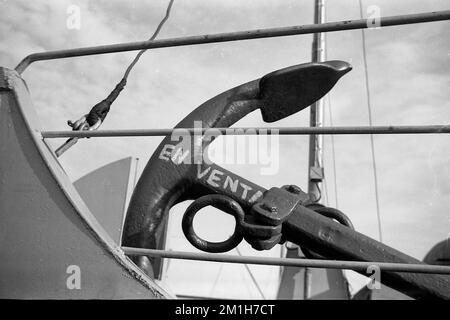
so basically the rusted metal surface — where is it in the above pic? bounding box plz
[295,203,355,260]
[121,60,450,299]
[245,186,308,250]
[305,203,354,230]
[0,67,171,298]
[15,10,450,74]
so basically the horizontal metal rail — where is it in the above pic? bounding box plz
[122,247,450,275]
[15,10,450,74]
[41,125,450,138]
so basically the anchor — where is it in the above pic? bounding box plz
[122,60,450,299]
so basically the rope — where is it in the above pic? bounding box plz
[91,0,175,123]
[358,0,383,242]
[122,0,175,81]
[56,0,175,157]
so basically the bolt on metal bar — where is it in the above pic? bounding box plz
[121,247,450,275]
[41,125,450,138]
[15,10,450,74]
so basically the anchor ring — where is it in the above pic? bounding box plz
[182,194,245,253]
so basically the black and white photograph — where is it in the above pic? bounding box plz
[0,0,449,308]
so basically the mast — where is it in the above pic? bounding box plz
[305,0,326,299]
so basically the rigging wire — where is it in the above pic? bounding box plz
[323,176,330,206]
[321,3,353,299]
[323,8,339,209]
[327,94,340,208]
[358,0,383,242]
[209,263,224,296]
[235,247,266,300]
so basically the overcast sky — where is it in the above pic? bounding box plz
[1,0,449,299]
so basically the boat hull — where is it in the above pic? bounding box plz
[0,67,170,299]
